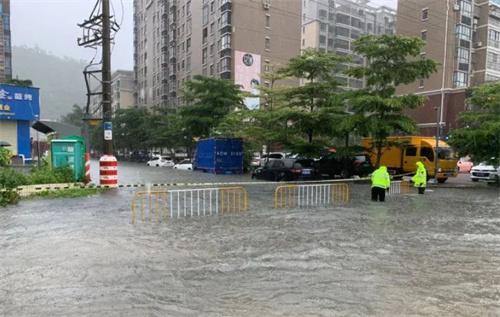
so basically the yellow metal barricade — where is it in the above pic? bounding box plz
[131,190,169,224]
[274,183,350,209]
[220,187,249,214]
[131,186,249,223]
[331,183,350,204]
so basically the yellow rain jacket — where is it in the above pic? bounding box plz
[371,166,391,189]
[412,161,427,188]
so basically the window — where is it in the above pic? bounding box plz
[456,24,471,40]
[186,56,191,71]
[210,1,214,13]
[210,22,215,34]
[319,35,326,45]
[336,13,350,25]
[266,15,271,28]
[202,28,208,44]
[221,34,231,49]
[210,64,214,76]
[186,38,191,51]
[186,0,191,16]
[319,9,327,19]
[221,57,231,72]
[210,44,214,55]
[422,8,429,20]
[405,146,417,156]
[265,37,271,50]
[335,38,349,50]
[420,147,434,162]
[457,47,469,64]
[335,26,350,37]
[453,71,468,87]
[202,48,208,64]
[421,30,427,41]
[221,11,231,25]
[202,5,209,25]
[320,23,327,32]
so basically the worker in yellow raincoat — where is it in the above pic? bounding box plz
[412,161,427,194]
[371,165,391,202]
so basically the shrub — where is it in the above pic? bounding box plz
[29,166,74,185]
[0,168,29,207]
[0,148,11,167]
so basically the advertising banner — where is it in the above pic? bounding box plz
[0,84,40,121]
[234,50,261,110]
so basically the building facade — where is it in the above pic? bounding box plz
[0,0,12,82]
[111,70,135,111]
[397,0,500,136]
[301,0,395,89]
[134,0,302,110]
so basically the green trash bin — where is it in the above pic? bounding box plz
[51,137,85,181]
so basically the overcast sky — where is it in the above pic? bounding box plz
[11,0,397,71]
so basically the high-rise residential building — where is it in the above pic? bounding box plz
[301,0,396,89]
[0,0,12,82]
[397,0,500,136]
[111,70,135,111]
[134,0,302,110]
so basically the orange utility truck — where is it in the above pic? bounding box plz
[361,136,458,183]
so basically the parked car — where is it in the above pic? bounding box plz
[258,152,287,167]
[130,151,150,162]
[470,163,499,183]
[146,156,175,167]
[252,158,316,181]
[173,159,193,170]
[316,153,373,179]
[457,157,473,173]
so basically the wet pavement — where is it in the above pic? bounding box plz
[1,166,500,316]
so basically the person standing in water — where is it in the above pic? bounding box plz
[412,161,427,194]
[371,165,391,202]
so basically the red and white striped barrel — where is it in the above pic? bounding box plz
[99,155,118,188]
[84,152,91,184]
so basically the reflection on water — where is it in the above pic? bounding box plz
[0,186,499,316]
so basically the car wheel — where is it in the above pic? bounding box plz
[437,178,447,184]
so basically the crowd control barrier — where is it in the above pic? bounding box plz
[131,186,248,224]
[274,183,350,209]
[388,180,411,195]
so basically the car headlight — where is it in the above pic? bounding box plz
[438,168,442,173]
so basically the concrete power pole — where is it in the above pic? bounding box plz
[78,0,119,187]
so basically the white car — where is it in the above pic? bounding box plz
[173,159,193,170]
[147,157,175,167]
[470,163,500,183]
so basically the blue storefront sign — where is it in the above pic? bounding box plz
[0,84,40,159]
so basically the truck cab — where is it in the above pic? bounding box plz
[361,136,458,183]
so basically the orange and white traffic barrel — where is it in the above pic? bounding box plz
[99,155,118,188]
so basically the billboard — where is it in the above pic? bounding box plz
[0,84,40,121]
[234,50,261,110]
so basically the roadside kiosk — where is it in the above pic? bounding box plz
[51,136,85,181]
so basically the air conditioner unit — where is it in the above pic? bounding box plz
[263,0,271,10]
[453,3,460,11]
[475,41,483,47]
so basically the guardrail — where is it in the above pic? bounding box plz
[274,183,350,209]
[131,186,248,224]
[388,180,411,195]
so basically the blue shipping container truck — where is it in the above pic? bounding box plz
[194,138,243,174]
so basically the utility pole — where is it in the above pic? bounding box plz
[78,0,120,187]
[102,0,113,156]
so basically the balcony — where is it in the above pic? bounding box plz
[221,1,231,12]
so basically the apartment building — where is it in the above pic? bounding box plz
[134,0,301,110]
[0,0,12,82]
[301,0,396,89]
[397,0,500,136]
[111,70,135,111]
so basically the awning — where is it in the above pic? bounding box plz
[32,120,81,138]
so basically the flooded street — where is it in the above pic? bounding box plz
[1,172,500,316]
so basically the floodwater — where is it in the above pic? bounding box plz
[1,182,500,316]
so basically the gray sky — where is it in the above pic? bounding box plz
[11,0,397,70]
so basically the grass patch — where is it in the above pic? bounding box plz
[29,187,108,199]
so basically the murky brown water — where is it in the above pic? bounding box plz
[1,183,499,316]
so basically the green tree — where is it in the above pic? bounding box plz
[346,35,437,167]
[448,83,500,166]
[113,108,152,152]
[181,75,244,138]
[275,49,348,157]
[60,104,85,128]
